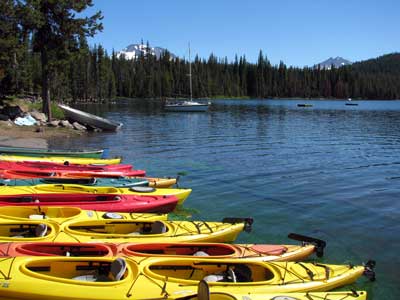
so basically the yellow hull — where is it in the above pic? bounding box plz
[135,257,366,296]
[0,256,369,300]
[175,291,367,300]
[0,206,167,223]
[0,184,192,205]
[0,155,121,165]
[0,218,246,243]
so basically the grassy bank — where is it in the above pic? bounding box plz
[2,96,65,119]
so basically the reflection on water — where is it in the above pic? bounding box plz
[52,99,400,299]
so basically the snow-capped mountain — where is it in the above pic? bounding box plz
[116,43,176,60]
[316,57,352,69]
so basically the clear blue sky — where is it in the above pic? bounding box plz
[85,0,400,67]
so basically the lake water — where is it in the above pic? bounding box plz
[51,99,400,299]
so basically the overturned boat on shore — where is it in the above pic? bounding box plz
[58,104,122,131]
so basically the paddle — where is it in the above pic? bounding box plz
[288,233,326,257]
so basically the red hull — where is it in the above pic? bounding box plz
[0,194,177,213]
[0,242,117,257]
[0,161,133,172]
[0,169,146,179]
[0,242,236,257]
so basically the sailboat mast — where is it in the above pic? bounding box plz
[188,43,193,101]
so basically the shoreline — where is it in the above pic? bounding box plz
[0,124,83,148]
[113,96,400,102]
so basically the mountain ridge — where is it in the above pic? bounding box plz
[116,43,176,60]
[315,56,352,69]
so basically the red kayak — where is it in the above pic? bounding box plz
[0,169,146,179]
[0,194,178,213]
[0,241,320,263]
[0,161,134,172]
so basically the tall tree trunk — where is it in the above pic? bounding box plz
[13,52,19,93]
[41,48,52,121]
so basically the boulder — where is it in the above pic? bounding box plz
[0,113,9,121]
[60,120,73,128]
[30,111,47,122]
[72,122,87,131]
[1,105,23,120]
[48,120,60,127]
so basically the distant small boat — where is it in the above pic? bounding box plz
[58,104,122,131]
[345,99,358,106]
[164,100,210,112]
[0,146,105,158]
[297,103,313,107]
[164,43,210,112]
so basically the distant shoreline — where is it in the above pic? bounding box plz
[114,96,400,102]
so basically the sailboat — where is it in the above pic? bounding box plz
[164,44,210,112]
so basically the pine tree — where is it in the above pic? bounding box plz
[0,0,22,95]
[18,0,102,120]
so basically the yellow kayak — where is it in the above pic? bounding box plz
[179,291,368,300]
[0,155,121,165]
[0,217,251,243]
[0,206,167,223]
[175,280,368,300]
[0,184,192,205]
[0,256,373,300]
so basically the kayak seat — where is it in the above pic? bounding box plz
[150,221,167,234]
[203,274,225,282]
[193,251,210,256]
[72,258,127,282]
[250,245,288,256]
[35,224,48,237]
[203,268,237,282]
[72,274,97,282]
[128,221,166,235]
[12,224,48,238]
[29,214,46,220]
[109,258,127,280]
[232,264,252,282]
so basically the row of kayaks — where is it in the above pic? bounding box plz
[0,215,250,244]
[0,146,374,300]
[0,254,373,300]
[0,157,190,214]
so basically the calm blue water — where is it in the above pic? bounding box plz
[51,99,400,299]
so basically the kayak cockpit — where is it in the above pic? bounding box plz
[122,243,237,257]
[22,258,133,283]
[147,261,275,283]
[34,184,120,194]
[16,243,113,257]
[0,222,53,239]
[0,206,82,220]
[66,220,168,236]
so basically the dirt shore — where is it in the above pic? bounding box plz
[0,123,83,148]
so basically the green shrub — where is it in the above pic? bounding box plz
[29,102,65,119]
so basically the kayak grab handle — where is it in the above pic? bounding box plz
[222,218,253,233]
[288,233,327,258]
[363,260,376,281]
